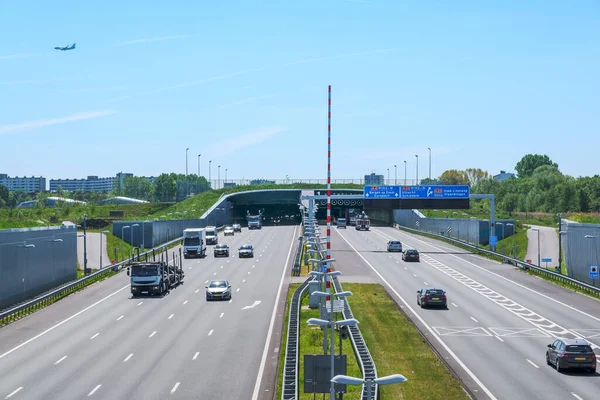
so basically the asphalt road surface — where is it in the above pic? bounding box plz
[0,225,298,400]
[77,232,111,270]
[333,226,600,400]
[526,225,560,269]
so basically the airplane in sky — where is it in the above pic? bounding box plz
[54,43,76,51]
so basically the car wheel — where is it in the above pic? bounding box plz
[546,353,551,365]
[556,358,561,372]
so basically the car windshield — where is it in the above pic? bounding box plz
[209,281,227,288]
[216,245,227,249]
[241,245,252,249]
[426,289,444,295]
[566,345,592,352]
[389,241,400,245]
[407,250,418,254]
[184,237,200,246]
[131,265,158,277]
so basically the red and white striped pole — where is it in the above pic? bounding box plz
[326,85,332,302]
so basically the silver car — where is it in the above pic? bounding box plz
[387,240,403,252]
[224,226,234,236]
[205,280,232,301]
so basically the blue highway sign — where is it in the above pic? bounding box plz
[400,185,470,199]
[542,258,552,263]
[363,185,400,199]
[489,235,498,246]
[590,265,599,279]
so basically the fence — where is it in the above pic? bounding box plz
[393,209,515,246]
[207,178,422,189]
[562,220,600,287]
[0,225,77,310]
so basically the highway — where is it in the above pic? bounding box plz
[333,226,600,400]
[526,224,560,269]
[77,232,110,270]
[0,225,298,400]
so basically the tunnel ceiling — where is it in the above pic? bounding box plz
[228,190,303,206]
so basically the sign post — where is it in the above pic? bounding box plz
[590,264,599,280]
[542,258,552,269]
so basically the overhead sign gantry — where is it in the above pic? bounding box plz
[363,185,470,210]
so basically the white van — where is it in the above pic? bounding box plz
[337,218,347,229]
[205,226,218,245]
[183,228,206,258]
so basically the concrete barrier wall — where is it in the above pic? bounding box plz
[0,225,77,309]
[562,221,600,287]
[393,209,515,246]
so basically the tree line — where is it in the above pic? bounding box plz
[437,154,600,213]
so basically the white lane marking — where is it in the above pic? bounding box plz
[123,353,133,362]
[197,261,200,263]
[412,273,417,277]
[572,393,584,400]
[149,331,156,338]
[243,279,246,283]
[188,266,192,270]
[220,313,224,318]
[208,330,214,336]
[195,289,200,293]
[204,280,208,284]
[54,356,67,365]
[5,387,23,398]
[213,272,217,275]
[193,352,199,360]
[495,336,504,342]
[526,359,539,369]
[248,271,251,275]
[470,317,478,323]
[137,302,143,307]
[171,382,180,394]
[335,229,497,400]
[168,314,174,319]
[424,281,428,285]
[229,299,233,303]
[87,384,101,396]
[236,288,240,292]
[387,228,600,326]
[404,267,408,270]
[252,265,255,268]
[452,303,458,308]
[252,225,298,400]
[375,228,600,349]
[183,300,188,305]
[90,333,99,340]
[0,284,130,361]
[116,315,124,321]
[227,260,230,263]
[221,266,224,269]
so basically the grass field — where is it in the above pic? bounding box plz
[277,283,470,400]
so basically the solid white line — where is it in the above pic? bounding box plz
[470,317,478,323]
[571,393,584,400]
[452,303,458,308]
[208,329,213,336]
[123,353,133,362]
[193,352,199,360]
[251,225,298,400]
[116,315,124,321]
[54,356,67,365]
[90,333,99,340]
[526,359,539,369]
[168,314,174,319]
[5,387,23,398]
[171,382,180,394]
[495,335,504,342]
[183,300,188,305]
[220,313,224,318]
[149,331,156,338]
[336,230,497,400]
[137,301,143,306]
[87,384,101,396]
[0,284,129,361]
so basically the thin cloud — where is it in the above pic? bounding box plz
[0,110,116,135]
[60,86,126,94]
[107,48,398,102]
[115,35,189,46]
[206,126,287,157]
[0,52,43,61]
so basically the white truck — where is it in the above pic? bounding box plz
[205,226,218,245]
[183,228,206,258]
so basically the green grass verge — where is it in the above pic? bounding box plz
[276,283,469,399]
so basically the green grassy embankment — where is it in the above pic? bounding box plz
[276,283,470,400]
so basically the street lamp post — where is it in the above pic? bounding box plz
[185,147,189,176]
[209,160,212,189]
[403,160,407,185]
[331,374,407,400]
[121,225,130,261]
[100,230,109,268]
[131,224,140,259]
[198,154,201,176]
[531,228,541,267]
[557,213,562,271]
[82,214,88,274]
[218,165,221,190]
[225,168,227,187]
[394,164,397,185]
[415,155,419,185]
[387,168,389,185]
[428,147,432,180]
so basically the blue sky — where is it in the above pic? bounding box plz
[1,0,598,183]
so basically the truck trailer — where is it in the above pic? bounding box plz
[127,248,185,297]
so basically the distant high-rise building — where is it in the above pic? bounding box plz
[493,170,515,181]
[364,173,384,185]
[0,173,46,193]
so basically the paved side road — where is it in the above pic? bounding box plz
[525,225,559,269]
[77,232,111,270]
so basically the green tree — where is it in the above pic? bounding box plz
[439,169,469,185]
[7,190,30,208]
[0,184,8,205]
[123,176,155,200]
[515,154,558,178]
[465,168,489,186]
[154,173,178,202]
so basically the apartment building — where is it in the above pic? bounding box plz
[50,173,157,193]
[0,173,46,193]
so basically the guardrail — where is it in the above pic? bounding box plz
[281,277,311,400]
[395,224,600,297]
[292,236,304,276]
[0,236,185,328]
[332,277,378,400]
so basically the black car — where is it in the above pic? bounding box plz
[546,338,596,373]
[214,244,229,257]
[238,244,254,258]
[402,249,420,262]
[417,287,447,308]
